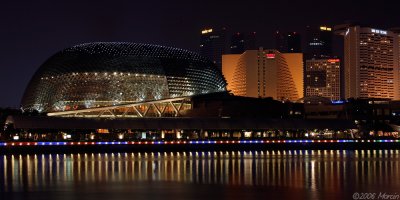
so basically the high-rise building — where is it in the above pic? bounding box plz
[275,31,302,53]
[390,28,400,77]
[306,26,333,59]
[304,25,340,100]
[222,48,303,101]
[336,25,400,100]
[200,28,227,70]
[230,32,257,54]
[305,59,341,101]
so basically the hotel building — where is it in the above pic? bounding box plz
[222,48,303,101]
[337,25,400,100]
[305,59,340,101]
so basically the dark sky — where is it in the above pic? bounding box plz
[0,0,398,108]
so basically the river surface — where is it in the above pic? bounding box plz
[0,150,399,200]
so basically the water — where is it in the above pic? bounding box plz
[0,150,399,200]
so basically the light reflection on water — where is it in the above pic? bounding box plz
[0,150,399,199]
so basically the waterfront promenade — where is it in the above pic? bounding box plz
[0,139,399,154]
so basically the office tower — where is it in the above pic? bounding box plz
[305,59,341,101]
[230,32,257,54]
[304,25,340,100]
[306,26,333,59]
[336,25,399,100]
[222,48,303,101]
[200,28,227,70]
[275,31,302,53]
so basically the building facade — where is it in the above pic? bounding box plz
[339,26,399,100]
[305,59,341,101]
[22,42,227,113]
[222,48,303,101]
[305,26,333,59]
[200,28,227,70]
[304,25,340,101]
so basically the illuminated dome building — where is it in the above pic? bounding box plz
[21,42,226,113]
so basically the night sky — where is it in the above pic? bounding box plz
[1,0,398,108]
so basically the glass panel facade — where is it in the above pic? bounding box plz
[22,43,227,112]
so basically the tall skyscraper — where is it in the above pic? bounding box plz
[230,32,257,54]
[275,31,302,53]
[222,48,303,101]
[200,28,227,70]
[305,59,341,101]
[304,25,340,101]
[336,25,400,100]
[390,28,400,72]
[306,26,333,59]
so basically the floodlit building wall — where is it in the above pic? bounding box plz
[222,48,303,101]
